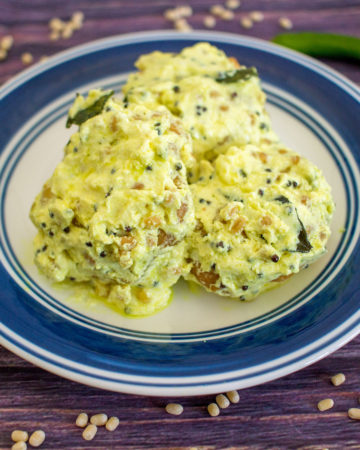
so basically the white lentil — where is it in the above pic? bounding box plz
[348,408,360,420]
[174,18,192,32]
[21,52,33,65]
[165,403,184,415]
[40,55,48,62]
[49,17,65,31]
[330,373,346,386]
[76,412,89,428]
[90,413,108,426]
[105,416,120,431]
[82,424,97,441]
[12,442,27,450]
[71,11,84,29]
[49,30,60,41]
[317,398,334,412]
[210,5,226,17]
[279,16,293,30]
[249,11,264,22]
[62,24,73,39]
[226,390,240,403]
[177,6,193,18]
[220,9,234,20]
[216,394,230,409]
[207,402,220,417]
[28,430,45,448]
[0,48,7,61]
[204,15,216,28]
[240,17,253,29]
[11,430,29,442]
[225,0,240,9]
[1,35,13,51]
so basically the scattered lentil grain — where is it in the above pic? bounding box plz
[0,48,7,61]
[210,5,225,17]
[204,15,216,28]
[174,18,192,31]
[221,9,234,20]
[49,17,65,31]
[1,35,13,51]
[11,430,28,442]
[348,408,360,420]
[249,11,264,22]
[279,16,293,29]
[226,390,240,403]
[208,403,220,416]
[165,403,184,415]
[21,52,33,65]
[216,394,230,409]
[82,424,97,441]
[28,430,45,448]
[71,11,84,29]
[240,17,253,29]
[226,0,240,9]
[106,416,120,431]
[49,31,60,41]
[331,372,346,386]
[12,442,27,450]
[90,413,108,426]
[317,398,334,412]
[76,412,89,428]
[62,24,73,39]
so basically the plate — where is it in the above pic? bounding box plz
[0,31,359,396]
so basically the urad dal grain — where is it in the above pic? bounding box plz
[21,52,33,65]
[204,15,216,28]
[106,416,120,431]
[28,430,45,448]
[11,430,28,442]
[1,35,13,51]
[210,5,225,17]
[331,373,346,386]
[216,394,230,409]
[279,16,293,29]
[226,0,240,9]
[348,408,360,420]
[207,403,220,416]
[90,413,108,426]
[76,412,89,428]
[11,442,27,450]
[82,424,97,441]
[226,390,240,403]
[249,11,264,22]
[49,17,65,31]
[240,17,253,28]
[165,403,184,415]
[317,398,334,412]
[0,49,7,61]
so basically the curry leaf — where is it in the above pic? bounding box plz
[66,90,114,128]
[215,67,258,83]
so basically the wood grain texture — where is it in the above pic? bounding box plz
[0,0,360,449]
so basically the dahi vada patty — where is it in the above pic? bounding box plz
[123,42,278,164]
[185,143,334,299]
[30,90,195,316]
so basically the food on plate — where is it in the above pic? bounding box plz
[30,90,195,316]
[184,143,334,299]
[123,42,278,164]
[30,42,334,317]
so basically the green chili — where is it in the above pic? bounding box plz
[272,32,360,61]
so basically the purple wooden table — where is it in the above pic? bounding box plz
[1,1,359,448]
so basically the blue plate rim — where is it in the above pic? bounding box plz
[0,30,359,396]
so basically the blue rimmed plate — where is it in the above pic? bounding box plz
[0,31,359,396]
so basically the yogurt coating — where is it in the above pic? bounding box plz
[185,143,334,298]
[123,42,278,164]
[30,91,195,316]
